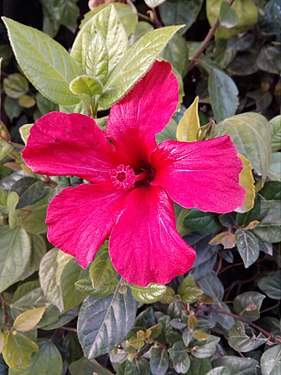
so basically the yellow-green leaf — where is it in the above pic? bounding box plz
[3,331,39,371]
[235,154,255,213]
[19,123,33,145]
[209,231,236,249]
[176,96,200,142]
[7,191,19,229]
[0,331,3,353]
[13,306,46,332]
[129,283,167,304]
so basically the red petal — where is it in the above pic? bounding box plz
[151,136,245,213]
[106,61,178,168]
[23,112,117,183]
[109,186,196,286]
[46,183,128,268]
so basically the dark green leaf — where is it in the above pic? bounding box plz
[256,45,281,75]
[252,200,281,243]
[77,281,138,358]
[213,356,259,375]
[69,356,113,375]
[184,209,221,235]
[168,341,190,373]
[258,271,281,300]
[162,32,189,76]
[4,97,21,121]
[150,347,169,375]
[206,368,230,375]
[228,321,267,352]
[188,358,212,375]
[10,177,49,209]
[198,273,224,304]
[260,345,281,375]
[89,244,117,289]
[235,230,261,268]
[233,292,265,321]
[192,335,220,359]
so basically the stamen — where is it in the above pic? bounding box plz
[111,165,137,190]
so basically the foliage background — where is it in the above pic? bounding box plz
[0,0,280,374]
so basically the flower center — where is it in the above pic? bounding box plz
[111,164,155,190]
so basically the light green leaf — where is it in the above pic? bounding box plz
[228,321,267,352]
[19,234,47,280]
[261,345,281,375]
[69,75,103,96]
[99,25,183,109]
[159,0,204,31]
[145,0,166,7]
[3,331,38,371]
[0,139,13,161]
[8,339,63,375]
[0,227,31,293]
[71,5,127,75]
[3,17,81,106]
[211,113,271,181]
[69,356,113,375]
[208,68,239,122]
[129,283,167,304]
[150,347,169,375]
[3,73,28,99]
[176,96,200,142]
[85,32,108,83]
[13,306,46,332]
[89,244,117,289]
[39,248,72,312]
[219,1,239,28]
[233,291,265,321]
[235,154,255,213]
[18,95,35,108]
[19,124,33,145]
[267,152,281,181]
[7,191,19,229]
[132,21,154,42]
[269,115,281,151]
[258,271,281,300]
[77,281,138,359]
[207,0,258,39]
[235,230,260,268]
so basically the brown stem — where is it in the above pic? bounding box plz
[212,307,281,344]
[187,0,236,73]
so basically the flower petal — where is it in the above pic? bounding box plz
[106,61,179,168]
[109,186,196,286]
[151,135,245,213]
[23,112,117,183]
[46,183,128,268]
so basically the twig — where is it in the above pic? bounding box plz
[212,307,281,344]
[187,0,236,73]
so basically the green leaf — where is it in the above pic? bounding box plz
[198,273,224,304]
[4,96,21,121]
[0,139,13,161]
[211,113,271,181]
[206,367,230,375]
[208,68,238,122]
[129,283,167,304]
[192,335,220,359]
[162,32,189,77]
[260,345,281,375]
[89,245,117,289]
[176,96,200,142]
[77,281,138,359]
[71,5,127,76]
[145,0,166,8]
[184,208,221,235]
[168,341,190,373]
[219,1,239,28]
[2,331,38,371]
[213,356,259,375]
[228,321,267,352]
[35,93,58,117]
[235,230,261,268]
[17,195,49,234]
[8,339,63,375]
[207,0,258,39]
[3,73,28,99]
[235,154,255,213]
[252,200,281,243]
[19,234,47,280]
[13,306,46,332]
[69,356,113,375]
[257,45,281,75]
[3,17,81,106]
[99,25,183,109]
[85,32,109,83]
[150,347,169,375]
[7,191,19,229]
[269,115,281,151]
[233,291,265,321]
[188,358,212,375]
[69,75,103,97]
[267,152,281,181]
[0,227,31,293]
[10,177,49,209]
[159,0,204,31]
[259,181,281,200]
[39,248,72,312]
[178,275,203,304]
[258,271,281,300]
[19,124,33,145]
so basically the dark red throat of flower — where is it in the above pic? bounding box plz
[111,164,154,190]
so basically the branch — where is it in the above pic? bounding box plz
[187,0,236,73]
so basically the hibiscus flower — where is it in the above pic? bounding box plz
[22,61,245,286]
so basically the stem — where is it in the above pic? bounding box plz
[212,307,281,344]
[187,0,236,73]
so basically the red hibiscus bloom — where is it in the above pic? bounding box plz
[23,61,245,286]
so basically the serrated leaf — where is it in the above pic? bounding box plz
[2,331,38,371]
[258,271,281,300]
[228,321,267,352]
[8,339,63,375]
[261,345,281,375]
[3,17,81,106]
[233,291,265,321]
[129,283,167,304]
[99,25,183,109]
[176,96,200,142]
[208,68,239,122]
[235,154,255,213]
[85,32,108,83]
[0,227,31,293]
[269,115,281,151]
[77,281,138,359]
[150,347,169,375]
[39,248,72,312]
[211,113,271,181]
[19,124,33,145]
[3,73,28,99]
[168,341,190,373]
[13,306,46,332]
[235,230,260,268]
